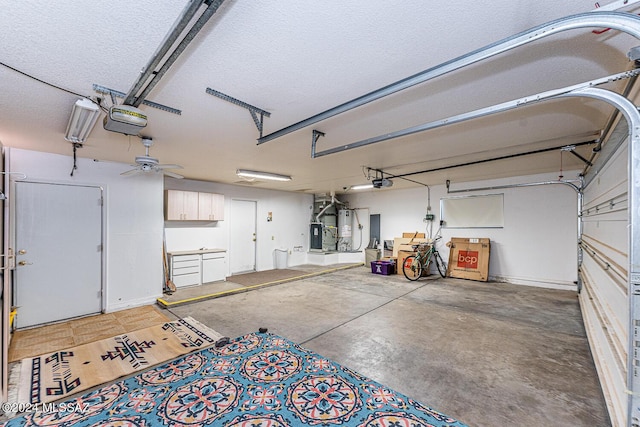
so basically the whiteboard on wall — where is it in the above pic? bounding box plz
[440,194,504,228]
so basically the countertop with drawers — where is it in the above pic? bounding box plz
[168,249,227,287]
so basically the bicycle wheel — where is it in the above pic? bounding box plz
[433,251,447,278]
[402,255,422,281]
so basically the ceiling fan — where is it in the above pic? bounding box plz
[121,137,184,179]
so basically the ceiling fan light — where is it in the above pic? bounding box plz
[64,98,100,144]
[236,169,291,182]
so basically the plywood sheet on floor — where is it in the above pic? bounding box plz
[8,305,169,362]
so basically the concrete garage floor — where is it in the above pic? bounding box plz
[165,266,610,427]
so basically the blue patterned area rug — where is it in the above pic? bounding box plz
[2,331,468,426]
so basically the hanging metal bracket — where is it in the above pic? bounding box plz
[562,145,594,166]
[205,88,271,137]
[311,130,325,158]
[93,84,182,115]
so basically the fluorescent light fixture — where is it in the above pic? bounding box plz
[350,183,374,190]
[236,169,292,182]
[65,98,100,144]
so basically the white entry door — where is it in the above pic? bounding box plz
[15,182,103,328]
[229,199,257,274]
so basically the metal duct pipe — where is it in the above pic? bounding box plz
[258,11,640,145]
[315,203,334,223]
[315,194,343,223]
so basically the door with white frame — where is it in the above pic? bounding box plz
[14,182,103,328]
[230,199,257,274]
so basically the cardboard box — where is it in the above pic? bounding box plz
[402,232,425,238]
[397,249,433,276]
[392,237,429,258]
[446,237,490,281]
[396,250,415,275]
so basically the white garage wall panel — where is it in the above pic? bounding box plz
[344,171,579,289]
[580,140,628,427]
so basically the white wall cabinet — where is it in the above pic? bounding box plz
[169,250,226,287]
[165,190,224,221]
[165,190,199,220]
[198,192,224,221]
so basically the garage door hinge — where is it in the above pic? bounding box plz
[97,244,103,252]
[99,197,103,206]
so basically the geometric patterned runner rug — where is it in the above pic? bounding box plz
[3,330,468,426]
[9,305,170,363]
[15,317,221,406]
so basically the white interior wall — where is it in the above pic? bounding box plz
[343,171,580,289]
[6,148,164,311]
[580,139,629,427]
[164,178,313,272]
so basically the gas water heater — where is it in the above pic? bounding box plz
[338,209,353,251]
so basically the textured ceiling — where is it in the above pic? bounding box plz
[1,0,640,194]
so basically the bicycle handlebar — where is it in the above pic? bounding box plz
[410,235,444,250]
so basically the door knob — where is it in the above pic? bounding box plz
[18,249,27,255]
